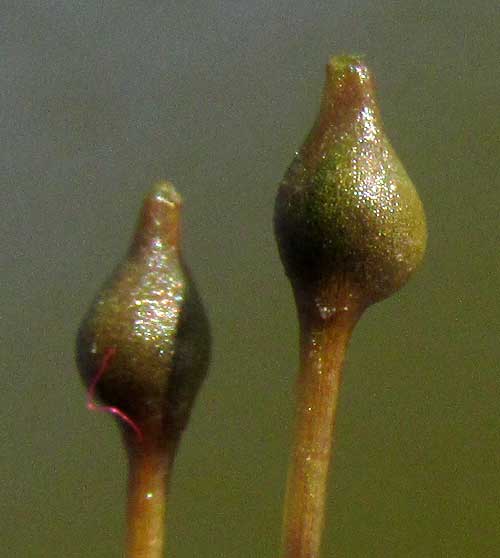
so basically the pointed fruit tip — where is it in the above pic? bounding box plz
[326,55,370,81]
[328,54,365,71]
[147,181,182,208]
[137,181,183,247]
[322,54,374,110]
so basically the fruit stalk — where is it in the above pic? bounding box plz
[125,431,179,558]
[77,182,211,558]
[275,55,427,557]
[282,294,362,558]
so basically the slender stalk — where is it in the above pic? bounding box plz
[276,55,426,558]
[76,182,211,556]
[125,433,179,558]
[281,293,362,558]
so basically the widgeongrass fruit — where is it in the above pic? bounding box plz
[76,182,210,558]
[274,56,427,558]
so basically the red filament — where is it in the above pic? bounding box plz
[86,347,143,442]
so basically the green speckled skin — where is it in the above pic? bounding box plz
[274,56,427,306]
[76,182,210,432]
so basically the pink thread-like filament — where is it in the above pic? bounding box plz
[86,347,143,442]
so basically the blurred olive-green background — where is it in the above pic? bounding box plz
[2,2,499,557]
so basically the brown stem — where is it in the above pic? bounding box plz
[125,432,179,558]
[281,292,362,558]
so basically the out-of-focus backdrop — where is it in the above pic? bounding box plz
[2,2,499,557]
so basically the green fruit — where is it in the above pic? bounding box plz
[77,182,210,435]
[275,56,427,307]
